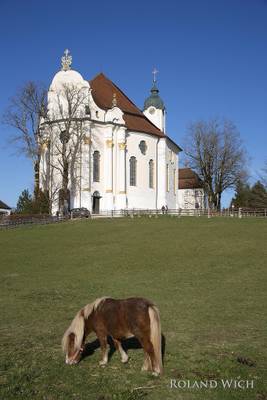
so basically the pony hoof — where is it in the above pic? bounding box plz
[121,357,129,364]
[152,371,160,377]
[99,361,107,367]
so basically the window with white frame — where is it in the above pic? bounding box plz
[149,159,154,189]
[130,156,137,186]
[93,151,100,182]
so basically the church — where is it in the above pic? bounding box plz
[40,50,199,215]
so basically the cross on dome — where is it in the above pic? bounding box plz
[61,49,72,71]
[143,68,165,111]
[152,67,158,83]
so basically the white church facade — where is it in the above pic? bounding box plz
[40,50,184,215]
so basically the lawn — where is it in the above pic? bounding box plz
[0,217,266,400]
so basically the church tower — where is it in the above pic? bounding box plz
[143,69,166,132]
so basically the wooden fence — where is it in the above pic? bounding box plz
[92,208,267,218]
[0,215,67,229]
[1,208,266,229]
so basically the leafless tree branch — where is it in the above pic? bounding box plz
[183,118,247,210]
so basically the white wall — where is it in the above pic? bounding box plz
[165,139,179,209]
[0,208,11,215]
[143,106,165,132]
[126,131,158,209]
[178,188,206,209]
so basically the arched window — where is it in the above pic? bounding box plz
[93,151,100,182]
[129,156,137,186]
[149,159,154,189]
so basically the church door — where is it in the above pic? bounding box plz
[92,191,101,214]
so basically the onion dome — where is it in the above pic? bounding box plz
[144,82,165,111]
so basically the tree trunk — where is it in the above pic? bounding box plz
[61,158,69,215]
[34,156,40,199]
[208,191,217,210]
[217,193,222,211]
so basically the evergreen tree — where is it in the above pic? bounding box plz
[248,181,267,208]
[16,189,34,214]
[33,190,50,214]
[231,180,251,208]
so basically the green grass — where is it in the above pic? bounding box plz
[0,217,266,400]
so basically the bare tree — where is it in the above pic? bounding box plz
[2,82,48,197]
[183,119,247,210]
[260,160,267,188]
[42,83,89,214]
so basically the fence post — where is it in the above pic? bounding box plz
[238,207,242,219]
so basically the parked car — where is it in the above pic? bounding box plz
[70,208,91,219]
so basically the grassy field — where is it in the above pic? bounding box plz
[0,217,266,400]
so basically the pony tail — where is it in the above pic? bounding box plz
[148,306,163,375]
[62,309,85,354]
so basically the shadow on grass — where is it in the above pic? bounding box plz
[82,338,100,359]
[81,334,166,364]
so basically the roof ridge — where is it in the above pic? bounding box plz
[98,74,156,121]
[90,73,178,139]
[90,73,165,135]
[0,200,11,209]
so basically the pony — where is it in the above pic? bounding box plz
[62,297,163,375]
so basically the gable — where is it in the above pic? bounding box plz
[89,73,165,138]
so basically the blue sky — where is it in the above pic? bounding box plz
[0,0,266,207]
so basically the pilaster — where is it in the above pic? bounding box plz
[116,128,127,209]
[103,127,114,210]
[80,128,92,210]
[157,138,167,209]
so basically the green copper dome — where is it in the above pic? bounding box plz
[143,82,165,111]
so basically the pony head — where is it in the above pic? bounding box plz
[62,332,84,364]
[62,298,108,365]
[62,309,85,365]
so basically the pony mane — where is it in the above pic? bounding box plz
[62,308,85,354]
[62,297,110,354]
[83,296,110,319]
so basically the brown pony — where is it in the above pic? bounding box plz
[62,297,163,375]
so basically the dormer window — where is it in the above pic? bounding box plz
[85,105,90,115]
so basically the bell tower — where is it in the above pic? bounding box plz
[143,68,166,132]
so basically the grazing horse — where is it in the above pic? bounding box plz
[62,297,163,375]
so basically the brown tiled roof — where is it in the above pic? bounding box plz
[0,200,11,209]
[90,73,165,138]
[179,168,203,189]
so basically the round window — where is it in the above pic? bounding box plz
[139,140,147,155]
